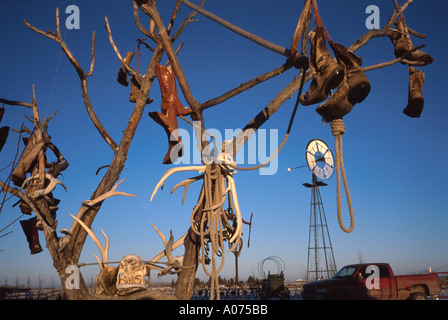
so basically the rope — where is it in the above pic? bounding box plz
[199,165,227,300]
[330,119,355,233]
[310,0,333,44]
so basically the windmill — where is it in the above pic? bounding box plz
[303,139,337,281]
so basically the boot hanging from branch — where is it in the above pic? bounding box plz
[148,64,191,164]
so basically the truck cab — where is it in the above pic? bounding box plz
[302,263,442,300]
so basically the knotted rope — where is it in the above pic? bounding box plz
[330,119,355,233]
[196,164,235,300]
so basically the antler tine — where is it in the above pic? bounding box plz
[166,230,175,262]
[170,174,204,205]
[150,166,206,202]
[21,173,67,198]
[151,223,167,248]
[151,230,188,263]
[82,179,137,207]
[69,213,109,270]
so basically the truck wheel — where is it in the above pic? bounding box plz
[409,292,427,300]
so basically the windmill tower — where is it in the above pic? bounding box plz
[304,139,337,281]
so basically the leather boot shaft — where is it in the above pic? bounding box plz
[403,66,425,118]
[20,217,43,255]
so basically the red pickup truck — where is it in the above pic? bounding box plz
[302,263,442,300]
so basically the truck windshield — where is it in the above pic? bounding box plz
[333,266,357,278]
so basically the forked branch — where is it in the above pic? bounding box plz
[24,8,118,152]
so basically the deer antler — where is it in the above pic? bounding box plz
[21,173,67,198]
[170,174,204,205]
[69,213,109,270]
[151,223,186,276]
[58,180,137,252]
[150,226,187,264]
[81,179,137,208]
[150,166,206,202]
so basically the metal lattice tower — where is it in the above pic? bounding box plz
[304,174,337,281]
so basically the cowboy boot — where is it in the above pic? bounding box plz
[129,75,141,103]
[330,42,371,105]
[12,136,45,187]
[20,217,43,255]
[155,64,191,116]
[117,51,135,87]
[315,75,354,123]
[148,111,184,164]
[403,67,425,118]
[0,126,9,153]
[300,27,345,106]
[387,16,433,66]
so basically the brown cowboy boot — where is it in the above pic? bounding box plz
[20,217,43,255]
[129,75,141,103]
[387,16,433,66]
[148,111,184,164]
[0,126,9,153]
[117,51,135,87]
[12,135,45,187]
[316,74,354,123]
[300,27,345,106]
[403,66,425,118]
[330,42,371,105]
[155,64,191,116]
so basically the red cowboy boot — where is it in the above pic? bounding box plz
[403,66,425,118]
[148,111,183,164]
[387,16,433,66]
[300,27,345,106]
[20,217,43,255]
[117,51,135,87]
[155,64,191,116]
[330,42,371,105]
[149,64,191,164]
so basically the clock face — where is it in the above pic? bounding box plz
[306,139,334,180]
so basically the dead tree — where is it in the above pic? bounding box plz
[0,0,432,300]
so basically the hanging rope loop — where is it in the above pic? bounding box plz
[330,118,355,233]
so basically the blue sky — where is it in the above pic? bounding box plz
[0,0,447,287]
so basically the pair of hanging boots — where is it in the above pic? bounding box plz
[316,41,371,122]
[300,26,371,122]
[148,64,191,164]
[116,51,151,104]
[387,16,429,118]
[20,217,43,255]
[387,15,433,66]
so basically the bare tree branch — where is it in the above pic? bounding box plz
[179,0,308,67]
[24,8,118,152]
[200,62,295,111]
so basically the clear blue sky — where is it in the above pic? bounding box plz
[0,0,447,288]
